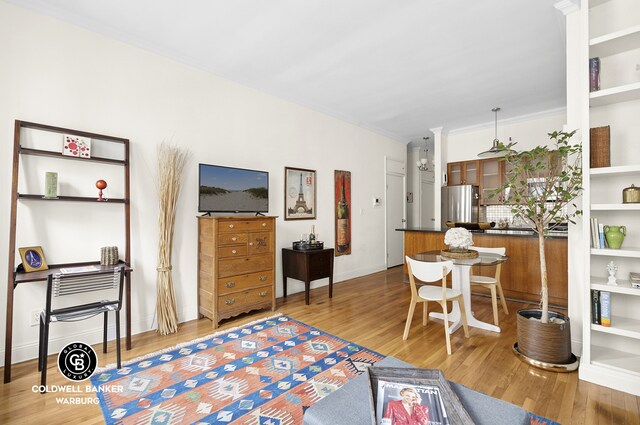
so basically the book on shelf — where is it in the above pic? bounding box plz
[591,290,601,325]
[598,223,606,249]
[600,291,611,327]
[589,57,600,92]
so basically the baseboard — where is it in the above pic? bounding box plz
[0,313,156,366]
[579,363,640,396]
[280,262,387,296]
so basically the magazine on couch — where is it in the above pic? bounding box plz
[376,379,449,425]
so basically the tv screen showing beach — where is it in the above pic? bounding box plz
[199,164,269,213]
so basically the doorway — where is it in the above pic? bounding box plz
[386,159,406,268]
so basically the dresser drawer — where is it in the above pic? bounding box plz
[217,270,273,295]
[217,232,248,246]
[218,219,274,233]
[218,286,272,314]
[218,255,273,278]
[218,245,248,258]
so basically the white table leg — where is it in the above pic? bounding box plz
[429,264,501,334]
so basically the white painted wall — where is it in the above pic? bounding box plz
[445,110,568,162]
[0,2,404,364]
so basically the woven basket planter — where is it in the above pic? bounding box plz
[516,309,572,364]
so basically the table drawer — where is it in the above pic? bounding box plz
[217,270,273,295]
[217,286,272,313]
[218,255,273,278]
[218,219,274,233]
[217,232,248,246]
[218,245,248,259]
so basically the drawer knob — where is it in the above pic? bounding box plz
[226,281,235,288]
[231,237,237,241]
[228,224,234,228]
[232,250,237,254]
[259,275,267,281]
[225,298,235,305]
[259,291,267,297]
[262,223,266,227]
[249,242,254,246]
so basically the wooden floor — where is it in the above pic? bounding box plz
[1,266,639,424]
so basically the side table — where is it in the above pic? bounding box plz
[282,248,334,305]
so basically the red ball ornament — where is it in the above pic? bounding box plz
[96,180,107,201]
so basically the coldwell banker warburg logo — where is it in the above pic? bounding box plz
[58,342,97,381]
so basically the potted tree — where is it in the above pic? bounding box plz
[493,130,582,366]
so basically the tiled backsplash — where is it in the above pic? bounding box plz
[483,204,567,227]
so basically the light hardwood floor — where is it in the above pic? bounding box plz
[1,266,638,424]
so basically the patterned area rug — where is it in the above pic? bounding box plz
[91,314,384,424]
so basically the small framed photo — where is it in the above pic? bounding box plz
[284,167,316,220]
[63,134,91,158]
[18,246,49,273]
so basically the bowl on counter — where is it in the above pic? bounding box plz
[446,221,495,230]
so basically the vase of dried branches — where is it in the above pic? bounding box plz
[156,143,189,335]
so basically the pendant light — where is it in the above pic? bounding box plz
[416,136,430,171]
[478,107,516,158]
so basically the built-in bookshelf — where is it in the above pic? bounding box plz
[579,0,640,396]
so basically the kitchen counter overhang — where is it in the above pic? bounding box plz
[399,227,568,307]
[397,227,567,238]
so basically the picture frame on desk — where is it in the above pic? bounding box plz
[18,246,48,272]
[284,167,316,220]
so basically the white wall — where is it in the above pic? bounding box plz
[0,2,405,364]
[445,110,568,162]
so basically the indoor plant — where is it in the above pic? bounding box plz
[493,130,583,365]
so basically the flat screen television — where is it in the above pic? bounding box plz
[198,164,269,214]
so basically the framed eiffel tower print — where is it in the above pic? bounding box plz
[284,167,316,220]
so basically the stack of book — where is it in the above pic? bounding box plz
[630,272,640,289]
[591,290,611,327]
[590,218,607,248]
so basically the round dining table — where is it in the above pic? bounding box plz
[410,250,508,334]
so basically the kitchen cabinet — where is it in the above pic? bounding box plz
[447,160,480,186]
[480,158,514,205]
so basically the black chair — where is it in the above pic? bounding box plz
[38,266,124,391]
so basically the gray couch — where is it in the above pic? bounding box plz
[303,357,530,425]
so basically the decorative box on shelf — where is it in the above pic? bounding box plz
[292,241,324,251]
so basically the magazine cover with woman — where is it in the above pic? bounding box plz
[376,379,449,425]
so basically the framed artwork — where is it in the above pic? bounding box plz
[63,134,91,158]
[367,367,473,425]
[18,246,48,273]
[334,170,351,256]
[284,167,316,220]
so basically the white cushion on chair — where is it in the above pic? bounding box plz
[470,275,497,284]
[418,285,462,301]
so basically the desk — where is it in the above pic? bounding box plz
[3,261,132,383]
[410,251,507,334]
[282,248,334,305]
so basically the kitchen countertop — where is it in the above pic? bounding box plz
[397,227,568,238]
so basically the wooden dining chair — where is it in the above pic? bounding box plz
[404,256,470,355]
[469,246,509,326]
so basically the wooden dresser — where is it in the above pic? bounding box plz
[197,216,276,328]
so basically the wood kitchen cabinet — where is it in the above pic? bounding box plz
[480,158,514,205]
[198,216,276,328]
[447,160,480,186]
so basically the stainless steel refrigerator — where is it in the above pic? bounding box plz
[441,185,479,228]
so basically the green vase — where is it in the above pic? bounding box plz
[604,225,626,249]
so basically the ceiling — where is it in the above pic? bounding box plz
[7,0,568,143]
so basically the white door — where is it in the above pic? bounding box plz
[386,173,405,267]
[420,180,436,228]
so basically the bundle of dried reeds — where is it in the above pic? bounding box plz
[156,143,189,335]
